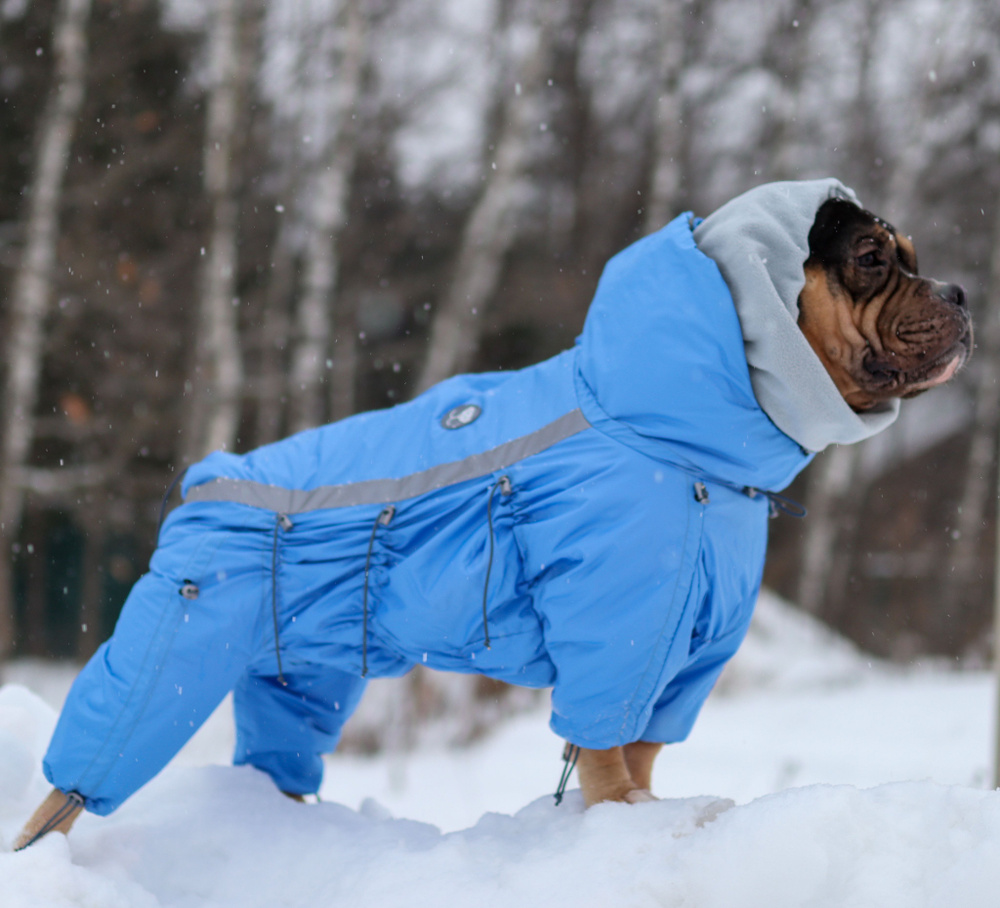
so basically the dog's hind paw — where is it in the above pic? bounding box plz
[623,788,658,804]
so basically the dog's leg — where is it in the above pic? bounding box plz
[576,746,657,806]
[13,788,84,850]
[622,740,662,792]
[576,746,633,805]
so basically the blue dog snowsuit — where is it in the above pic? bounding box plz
[43,180,899,815]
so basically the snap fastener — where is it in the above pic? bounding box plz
[180,581,200,600]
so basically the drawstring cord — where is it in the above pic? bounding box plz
[743,486,807,518]
[554,743,580,806]
[13,791,84,851]
[361,505,395,678]
[156,467,188,539]
[693,475,807,519]
[482,475,512,651]
[359,475,507,675]
[272,513,293,685]
[158,474,305,689]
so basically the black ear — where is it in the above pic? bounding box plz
[807,198,867,265]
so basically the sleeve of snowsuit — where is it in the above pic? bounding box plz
[42,519,265,815]
[637,620,751,744]
[232,664,366,796]
[524,459,709,750]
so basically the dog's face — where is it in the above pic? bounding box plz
[797,198,972,412]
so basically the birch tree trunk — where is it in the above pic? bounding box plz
[253,1,306,447]
[847,0,886,201]
[884,8,951,226]
[328,300,359,422]
[748,0,822,183]
[183,0,252,462]
[288,0,366,434]
[75,507,107,659]
[791,0,888,623]
[642,1,690,233]
[254,220,296,446]
[795,444,860,615]
[0,0,92,660]
[992,202,1000,785]
[413,1,568,395]
[943,198,1000,621]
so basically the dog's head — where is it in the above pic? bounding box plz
[797,198,972,412]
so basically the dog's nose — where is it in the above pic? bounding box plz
[939,283,967,308]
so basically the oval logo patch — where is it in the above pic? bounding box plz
[441,403,482,429]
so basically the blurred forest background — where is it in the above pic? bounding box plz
[1,0,999,727]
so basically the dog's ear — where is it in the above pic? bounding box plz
[806,197,871,266]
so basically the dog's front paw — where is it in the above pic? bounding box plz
[13,788,84,851]
[623,788,658,804]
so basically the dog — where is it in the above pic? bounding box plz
[15,180,970,851]
[798,197,970,410]
[574,194,972,806]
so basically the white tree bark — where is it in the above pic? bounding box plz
[643,2,687,233]
[790,0,887,623]
[0,0,92,659]
[947,200,1000,612]
[328,302,359,422]
[288,0,366,434]
[795,444,860,615]
[254,217,296,445]
[413,1,567,395]
[992,199,1000,784]
[883,3,953,224]
[183,0,250,462]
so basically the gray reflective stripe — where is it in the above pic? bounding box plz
[184,408,591,513]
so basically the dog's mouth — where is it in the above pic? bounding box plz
[901,334,971,397]
[862,328,972,399]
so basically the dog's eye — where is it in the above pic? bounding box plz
[856,252,881,268]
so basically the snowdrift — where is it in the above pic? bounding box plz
[2,593,999,907]
[4,718,1000,908]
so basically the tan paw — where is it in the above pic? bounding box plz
[623,788,658,804]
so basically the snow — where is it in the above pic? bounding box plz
[2,590,999,907]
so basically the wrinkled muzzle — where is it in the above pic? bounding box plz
[871,280,972,398]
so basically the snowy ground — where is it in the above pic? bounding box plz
[2,591,999,907]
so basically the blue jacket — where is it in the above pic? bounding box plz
[44,212,815,815]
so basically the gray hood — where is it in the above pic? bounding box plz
[692,178,899,453]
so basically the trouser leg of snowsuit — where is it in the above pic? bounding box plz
[232,665,367,795]
[42,525,266,816]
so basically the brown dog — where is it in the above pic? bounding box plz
[15,193,971,849]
